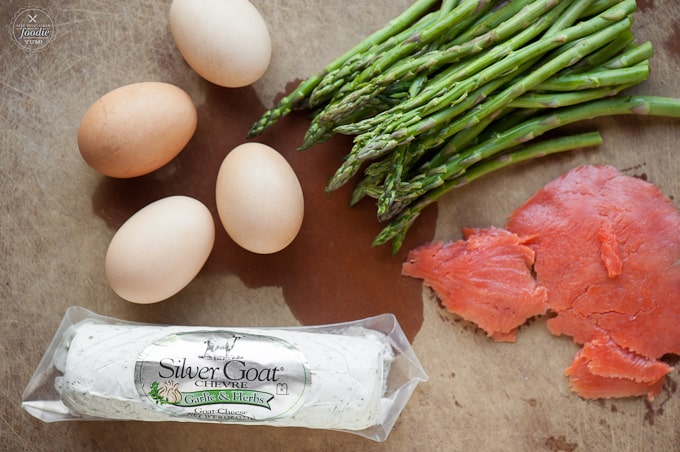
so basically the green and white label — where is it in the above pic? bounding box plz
[135,331,309,422]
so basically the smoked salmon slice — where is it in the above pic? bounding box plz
[402,227,548,343]
[403,165,680,399]
[565,338,668,400]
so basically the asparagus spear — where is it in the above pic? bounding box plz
[330,0,568,139]
[358,41,649,213]
[334,0,637,214]
[308,9,444,108]
[580,0,624,18]
[448,0,535,45]
[301,0,493,149]
[375,96,680,252]
[507,83,636,108]
[349,19,630,211]
[401,43,638,204]
[327,0,573,194]
[375,132,604,253]
[327,66,524,193]
[356,0,594,210]
[601,41,654,69]
[246,0,439,138]
[544,0,596,36]
[316,0,559,129]
[348,1,636,164]
[532,62,648,91]
[305,0,480,109]
[560,30,635,74]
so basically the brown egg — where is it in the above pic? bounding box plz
[77,82,197,178]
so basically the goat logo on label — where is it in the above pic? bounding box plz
[200,333,243,360]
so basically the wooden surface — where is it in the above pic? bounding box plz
[2,1,680,450]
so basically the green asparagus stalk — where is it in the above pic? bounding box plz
[334,0,572,139]
[309,0,477,109]
[342,0,636,163]
[601,41,654,69]
[360,58,648,212]
[326,0,568,140]
[246,0,439,138]
[507,83,636,108]
[458,133,604,184]
[308,10,444,108]
[429,39,645,162]
[332,0,491,95]
[317,0,560,128]
[374,132,605,253]
[364,0,597,212]
[375,95,680,252]
[431,0,496,51]
[472,107,540,145]
[440,0,461,13]
[357,15,632,171]
[401,52,638,204]
[533,61,648,91]
[580,0,625,18]
[327,67,522,193]
[449,0,535,45]
[346,1,635,215]
[560,30,635,74]
[544,0,596,36]
[374,57,541,216]
[300,0,493,149]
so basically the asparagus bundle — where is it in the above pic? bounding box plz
[248,0,680,253]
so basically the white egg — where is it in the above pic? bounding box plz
[105,196,215,304]
[216,142,304,254]
[169,0,272,88]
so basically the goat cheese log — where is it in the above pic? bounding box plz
[56,320,395,431]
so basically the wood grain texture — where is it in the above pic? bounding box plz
[2,1,679,450]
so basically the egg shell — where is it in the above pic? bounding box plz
[169,0,271,88]
[105,196,215,304]
[216,142,304,254]
[78,82,197,178]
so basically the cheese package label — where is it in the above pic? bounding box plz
[135,331,309,422]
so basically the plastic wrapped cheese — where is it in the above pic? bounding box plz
[22,307,427,442]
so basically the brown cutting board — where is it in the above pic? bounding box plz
[2,1,679,450]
